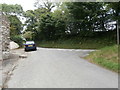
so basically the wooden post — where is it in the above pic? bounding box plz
[117,20,119,45]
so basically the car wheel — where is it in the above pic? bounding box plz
[34,48,37,51]
[25,49,28,52]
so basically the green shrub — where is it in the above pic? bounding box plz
[10,35,23,47]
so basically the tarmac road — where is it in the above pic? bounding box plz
[7,47,118,88]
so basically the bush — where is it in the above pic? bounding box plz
[23,31,33,41]
[79,30,95,37]
[10,35,23,47]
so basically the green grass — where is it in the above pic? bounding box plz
[37,31,116,49]
[37,37,115,49]
[84,45,119,72]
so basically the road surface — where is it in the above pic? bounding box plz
[7,48,118,88]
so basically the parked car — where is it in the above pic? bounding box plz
[24,41,37,51]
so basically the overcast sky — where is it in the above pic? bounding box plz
[0,0,36,11]
[1,0,119,11]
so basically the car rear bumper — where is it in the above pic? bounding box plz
[25,46,36,51]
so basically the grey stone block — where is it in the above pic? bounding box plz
[0,14,10,60]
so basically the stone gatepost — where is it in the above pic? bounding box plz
[0,13,10,60]
[0,12,2,61]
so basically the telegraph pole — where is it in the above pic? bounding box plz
[117,20,119,45]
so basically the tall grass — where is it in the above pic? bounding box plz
[84,45,119,72]
[37,36,116,49]
[37,31,116,49]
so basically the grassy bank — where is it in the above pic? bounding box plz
[37,31,116,49]
[37,37,115,49]
[84,45,119,72]
[37,40,114,49]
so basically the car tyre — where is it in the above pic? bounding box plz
[25,49,28,52]
[34,48,37,51]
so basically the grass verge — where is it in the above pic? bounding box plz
[37,31,116,49]
[37,36,115,49]
[84,45,119,72]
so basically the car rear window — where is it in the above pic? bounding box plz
[26,41,35,44]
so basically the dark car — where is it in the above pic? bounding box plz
[24,41,37,51]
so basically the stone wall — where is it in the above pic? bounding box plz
[0,13,2,60]
[0,13,10,60]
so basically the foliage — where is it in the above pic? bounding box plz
[65,2,109,32]
[8,15,22,37]
[24,3,67,41]
[1,4,23,16]
[52,5,70,38]
[23,2,119,43]
[24,8,48,40]
[34,0,55,12]
[10,35,23,47]
[38,13,56,40]
[107,2,120,21]
[1,4,24,46]
[23,31,33,41]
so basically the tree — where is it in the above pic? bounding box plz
[107,2,120,21]
[66,2,108,32]
[52,3,76,36]
[106,2,120,45]
[52,5,69,38]
[34,0,55,12]
[1,4,23,16]
[24,1,56,41]
[1,4,24,35]
[9,15,22,36]
[23,31,33,41]
[23,8,49,40]
[1,4,24,46]
[38,13,56,40]
[23,2,119,42]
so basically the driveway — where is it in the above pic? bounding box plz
[7,47,118,88]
